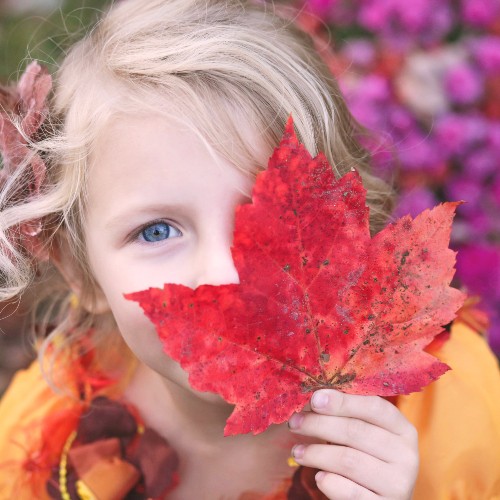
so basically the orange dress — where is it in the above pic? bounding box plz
[1,321,499,499]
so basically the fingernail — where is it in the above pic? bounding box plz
[288,412,304,430]
[292,444,305,459]
[312,391,328,409]
[315,470,326,482]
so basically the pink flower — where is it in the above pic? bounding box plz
[305,0,338,18]
[461,0,500,27]
[340,39,376,68]
[470,36,500,75]
[462,147,497,178]
[393,187,438,218]
[357,0,453,47]
[434,114,469,156]
[456,244,500,354]
[445,175,483,207]
[444,63,484,106]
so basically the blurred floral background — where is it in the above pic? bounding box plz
[1,0,499,394]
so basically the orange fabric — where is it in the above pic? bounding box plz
[0,361,79,500]
[0,322,499,499]
[398,322,500,499]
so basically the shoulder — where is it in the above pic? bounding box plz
[0,360,82,499]
[397,321,500,500]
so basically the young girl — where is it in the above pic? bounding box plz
[1,1,499,498]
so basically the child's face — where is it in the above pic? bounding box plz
[84,113,255,397]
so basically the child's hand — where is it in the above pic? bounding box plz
[288,390,419,499]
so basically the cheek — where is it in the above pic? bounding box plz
[109,296,162,355]
[107,295,191,382]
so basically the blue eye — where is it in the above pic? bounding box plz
[140,221,181,243]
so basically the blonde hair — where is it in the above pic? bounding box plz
[0,0,393,374]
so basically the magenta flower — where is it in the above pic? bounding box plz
[445,63,484,106]
[462,147,497,178]
[461,0,500,27]
[456,244,500,352]
[340,39,377,68]
[445,175,483,208]
[470,36,500,75]
[393,187,438,218]
[305,0,338,18]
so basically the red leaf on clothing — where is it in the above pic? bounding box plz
[126,117,465,436]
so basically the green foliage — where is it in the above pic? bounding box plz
[0,0,112,80]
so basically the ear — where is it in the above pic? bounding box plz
[50,230,111,315]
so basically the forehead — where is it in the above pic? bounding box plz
[85,113,256,215]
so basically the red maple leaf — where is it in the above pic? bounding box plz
[126,117,465,436]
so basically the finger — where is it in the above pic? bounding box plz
[292,443,391,495]
[310,390,416,437]
[288,412,405,463]
[314,471,379,500]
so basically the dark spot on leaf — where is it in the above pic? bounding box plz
[188,303,194,308]
[343,329,349,335]
[305,328,311,334]
[368,314,375,320]
[162,302,166,308]
[283,264,290,272]
[323,259,329,266]
[401,250,410,265]
[363,339,370,345]
[320,352,330,362]
[293,209,298,216]
[402,219,412,231]
[336,372,356,385]
[302,256,308,266]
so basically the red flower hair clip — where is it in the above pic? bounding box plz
[0,61,52,257]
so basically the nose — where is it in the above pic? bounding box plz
[192,236,240,288]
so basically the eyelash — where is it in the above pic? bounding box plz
[130,219,182,244]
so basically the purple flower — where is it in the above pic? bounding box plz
[435,113,488,156]
[461,0,500,28]
[462,147,498,179]
[305,0,359,24]
[357,0,453,47]
[470,36,500,75]
[434,114,470,156]
[487,122,500,155]
[358,0,393,32]
[456,245,500,300]
[388,106,415,134]
[393,187,438,218]
[456,244,500,353]
[461,207,493,237]
[306,0,338,18]
[396,132,442,172]
[492,177,500,207]
[445,175,483,206]
[343,74,392,129]
[341,39,377,68]
[444,63,484,106]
